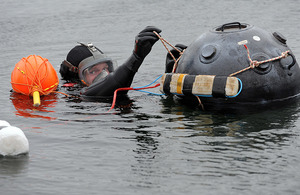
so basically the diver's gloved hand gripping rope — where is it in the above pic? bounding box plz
[134,26,162,60]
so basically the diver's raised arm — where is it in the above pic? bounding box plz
[81,26,162,97]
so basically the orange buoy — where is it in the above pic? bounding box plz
[11,55,59,107]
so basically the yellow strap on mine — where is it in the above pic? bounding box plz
[169,74,187,94]
[176,74,186,94]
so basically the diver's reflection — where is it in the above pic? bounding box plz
[131,130,161,187]
[133,130,159,156]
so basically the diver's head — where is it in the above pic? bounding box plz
[60,42,116,85]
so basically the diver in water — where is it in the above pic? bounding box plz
[59,26,162,98]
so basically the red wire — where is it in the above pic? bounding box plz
[108,83,160,112]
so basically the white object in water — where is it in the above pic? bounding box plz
[0,120,29,156]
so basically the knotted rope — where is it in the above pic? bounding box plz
[229,45,290,76]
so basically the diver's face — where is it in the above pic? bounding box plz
[83,63,109,85]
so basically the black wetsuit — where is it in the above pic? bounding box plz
[80,53,143,97]
[60,26,161,98]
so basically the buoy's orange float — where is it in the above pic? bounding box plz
[11,55,59,107]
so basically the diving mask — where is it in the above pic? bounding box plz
[78,56,116,86]
[77,42,117,86]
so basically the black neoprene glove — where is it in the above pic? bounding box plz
[134,26,162,59]
[165,43,187,73]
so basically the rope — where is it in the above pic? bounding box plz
[229,45,290,76]
[153,31,185,73]
[53,91,69,97]
[196,96,205,111]
[153,32,206,105]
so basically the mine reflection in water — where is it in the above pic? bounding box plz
[121,98,300,193]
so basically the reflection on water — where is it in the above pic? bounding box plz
[10,92,58,120]
[160,95,300,135]
[0,155,29,175]
[124,98,300,193]
[7,85,300,194]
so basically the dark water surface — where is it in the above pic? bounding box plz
[1,0,300,194]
